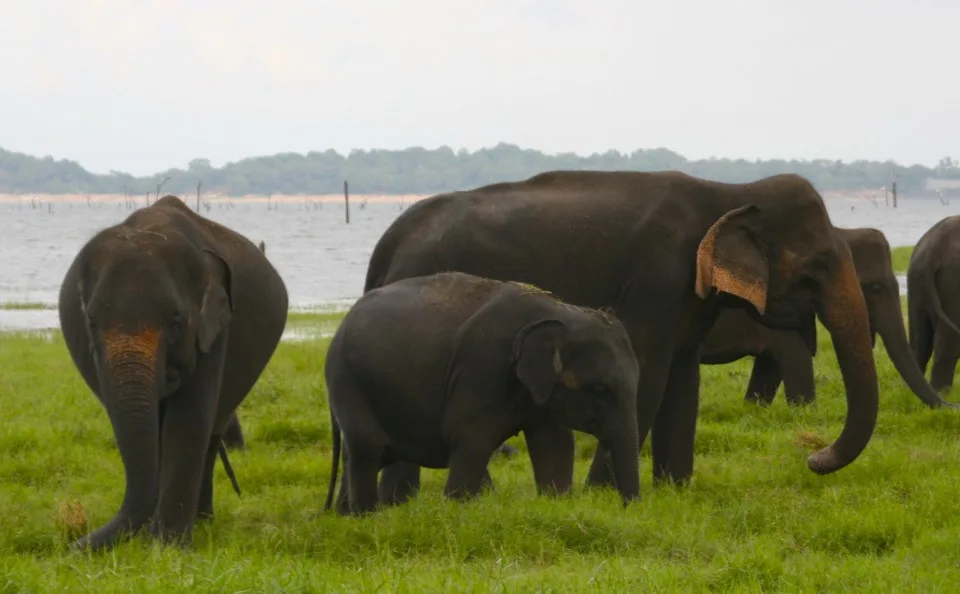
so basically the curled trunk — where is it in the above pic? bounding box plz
[875,299,957,409]
[807,258,880,475]
[72,343,162,551]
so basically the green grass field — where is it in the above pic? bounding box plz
[4,306,960,592]
[890,246,913,274]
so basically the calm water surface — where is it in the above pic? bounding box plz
[2,195,958,331]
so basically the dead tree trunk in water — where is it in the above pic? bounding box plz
[891,176,898,208]
[258,240,266,254]
[344,180,350,224]
[196,181,202,212]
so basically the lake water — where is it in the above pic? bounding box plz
[2,194,958,332]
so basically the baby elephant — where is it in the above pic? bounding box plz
[323,272,641,515]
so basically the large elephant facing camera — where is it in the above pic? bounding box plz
[59,195,288,552]
[323,272,640,515]
[908,214,960,393]
[700,227,954,409]
[364,170,880,504]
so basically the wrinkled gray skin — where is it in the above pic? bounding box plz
[908,215,960,393]
[323,272,641,515]
[364,170,880,503]
[59,196,288,552]
[700,227,956,409]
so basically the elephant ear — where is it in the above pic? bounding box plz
[695,204,769,315]
[511,319,566,405]
[197,248,235,353]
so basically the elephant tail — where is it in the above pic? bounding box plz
[323,411,342,511]
[217,443,242,496]
[920,267,960,341]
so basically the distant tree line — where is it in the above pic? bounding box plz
[1,144,958,196]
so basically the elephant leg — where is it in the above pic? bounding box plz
[196,437,221,521]
[334,447,351,516]
[779,341,816,406]
[586,350,672,489]
[444,442,499,501]
[344,440,382,515]
[743,353,782,406]
[931,330,960,394]
[151,339,226,544]
[651,353,700,487]
[522,422,575,496]
[221,414,246,450]
[378,462,422,506]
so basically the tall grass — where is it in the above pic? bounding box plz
[2,311,960,591]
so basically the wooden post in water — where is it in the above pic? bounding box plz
[344,180,350,224]
[196,181,202,212]
[891,175,898,208]
[258,240,266,254]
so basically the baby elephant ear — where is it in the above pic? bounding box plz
[694,204,769,315]
[511,319,566,404]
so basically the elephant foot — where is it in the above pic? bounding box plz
[652,471,691,489]
[148,519,194,548]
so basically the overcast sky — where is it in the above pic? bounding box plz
[2,0,957,175]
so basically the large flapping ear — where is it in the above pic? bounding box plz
[511,319,566,405]
[695,204,769,314]
[197,247,235,353]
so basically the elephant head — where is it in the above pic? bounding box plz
[512,310,640,502]
[693,175,879,475]
[841,228,955,408]
[70,227,234,549]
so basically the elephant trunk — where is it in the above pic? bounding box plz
[73,330,163,551]
[807,257,880,475]
[875,298,955,408]
[605,415,640,504]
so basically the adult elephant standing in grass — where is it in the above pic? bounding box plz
[363,170,880,504]
[700,227,955,409]
[908,215,960,393]
[59,195,288,552]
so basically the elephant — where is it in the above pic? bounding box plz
[908,214,960,393]
[699,227,955,409]
[58,195,288,551]
[362,169,880,503]
[323,272,641,515]
[219,239,268,452]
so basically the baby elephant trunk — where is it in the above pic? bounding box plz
[605,417,640,504]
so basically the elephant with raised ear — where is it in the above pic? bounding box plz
[363,170,880,504]
[699,227,956,409]
[323,272,641,515]
[908,215,960,393]
[58,196,288,551]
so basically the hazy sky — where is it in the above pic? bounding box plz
[2,0,957,175]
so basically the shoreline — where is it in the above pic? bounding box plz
[0,189,902,205]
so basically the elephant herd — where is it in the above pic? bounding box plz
[49,170,960,553]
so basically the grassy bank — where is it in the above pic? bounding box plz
[890,246,913,274]
[3,312,960,591]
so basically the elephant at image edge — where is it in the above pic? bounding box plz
[323,272,641,514]
[699,226,955,409]
[908,214,960,393]
[59,195,288,552]
[363,169,880,504]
